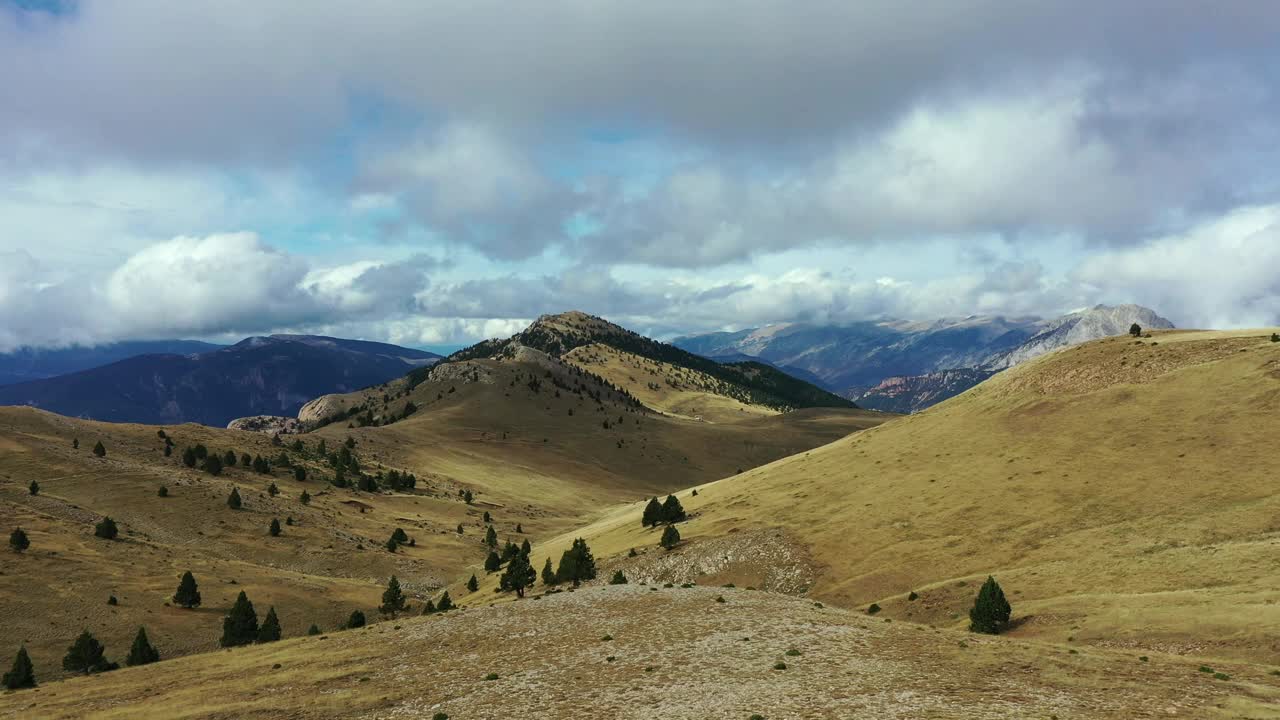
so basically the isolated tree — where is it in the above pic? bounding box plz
[269,518,282,537]
[466,574,479,592]
[125,626,160,666]
[300,489,311,505]
[660,494,687,524]
[267,482,280,497]
[422,599,436,615]
[2,646,35,689]
[1129,322,1142,337]
[380,575,406,616]
[257,606,282,643]
[345,610,366,629]
[9,527,30,553]
[1272,333,1280,343]
[484,550,501,573]
[500,551,537,597]
[556,538,597,587]
[94,517,119,540]
[482,511,491,523]
[609,569,628,585]
[456,523,464,534]
[436,591,454,611]
[463,489,474,504]
[182,447,197,468]
[968,576,1012,635]
[307,624,321,635]
[220,591,259,647]
[485,526,498,549]
[660,524,681,550]
[542,557,557,586]
[157,485,168,498]
[227,487,242,510]
[72,438,79,450]
[392,528,409,544]
[62,630,115,674]
[163,444,172,457]
[204,454,223,476]
[641,497,662,527]
[515,523,523,533]
[27,480,38,496]
[92,441,106,458]
[294,466,307,482]
[385,535,399,553]
[173,571,201,608]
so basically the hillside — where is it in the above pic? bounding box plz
[5,584,1276,719]
[0,340,224,387]
[0,336,440,426]
[523,328,1280,665]
[0,320,884,684]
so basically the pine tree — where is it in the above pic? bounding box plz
[125,626,160,666]
[9,527,29,553]
[269,518,282,537]
[257,606,282,643]
[541,557,557,586]
[641,497,662,527]
[268,482,279,497]
[380,576,406,616]
[300,490,311,505]
[660,494,687,524]
[345,610,366,629]
[294,466,307,482]
[483,511,491,523]
[27,480,38,496]
[500,551,536,597]
[520,538,532,556]
[660,524,681,550]
[253,455,270,474]
[609,569,628,584]
[204,454,223,476]
[220,591,259,647]
[422,600,436,615]
[227,487,242,510]
[2,646,35,689]
[94,517,118,540]
[182,447,197,467]
[968,576,1012,634]
[502,541,519,562]
[92,441,106,458]
[556,538,597,586]
[241,452,252,467]
[385,536,399,553]
[307,624,321,635]
[72,438,79,450]
[463,489,474,504]
[173,571,201,608]
[62,630,115,674]
[484,550,501,573]
[456,523,464,534]
[485,526,498,548]
[1129,322,1142,337]
[224,450,237,467]
[392,528,409,544]
[466,574,479,592]
[515,523,523,533]
[436,591,454,611]
[158,485,168,497]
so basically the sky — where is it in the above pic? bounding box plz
[2,1,1279,352]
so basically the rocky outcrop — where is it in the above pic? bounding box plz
[226,415,304,434]
[984,304,1175,369]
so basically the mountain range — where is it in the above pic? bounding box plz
[0,335,440,426]
[0,340,224,386]
[675,304,1174,412]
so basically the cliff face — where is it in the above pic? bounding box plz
[985,305,1175,369]
[855,368,997,414]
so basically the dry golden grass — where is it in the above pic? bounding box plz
[520,329,1280,666]
[5,584,1276,719]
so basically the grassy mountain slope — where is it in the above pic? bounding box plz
[521,329,1280,664]
[7,584,1277,719]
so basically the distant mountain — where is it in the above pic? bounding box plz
[0,340,223,386]
[0,335,440,426]
[676,304,1174,412]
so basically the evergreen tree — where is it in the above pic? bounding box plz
[62,630,115,674]
[541,557,557,586]
[125,626,160,666]
[482,511,491,523]
[1272,333,1280,343]
[499,551,536,597]
[1129,322,1143,337]
[2,646,35,689]
[422,600,436,615]
[316,439,327,456]
[556,538,597,586]
[193,445,208,460]
[484,550,501,572]
[9,527,29,553]
[641,497,662,527]
[660,494,687,524]
[501,541,519,562]
[294,466,307,482]
[385,536,399,553]
[609,569,628,585]
[252,455,270,474]
[515,523,523,533]
[456,523,464,534]
[173,571,201,608]
[436,591,454,611]
[72,438,79,449]
[241,452,252,467]
[269,518,282,536]
[307,624,321,635]
[380,575,406,616]
[257,606,282,643]
[163,444,172,457]
[220,591,259,647]
[224,450,237,467]
[485,525,498,548]
[300,490,311,505]
[392,528,409,544]
[92,441,106,458]
[520,538,532,556]
[463,489,474,504]
[466,574,479,592]
[345,610,366,629]
[660,524,681,550]
[204,454,223,476]
[182,447,197,468]
[27,480,38,496]
[968,576,1012,634]
[227,487,242,510]
[94,517,118,540]
[158,485,168,497]
[268,482,279,497]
